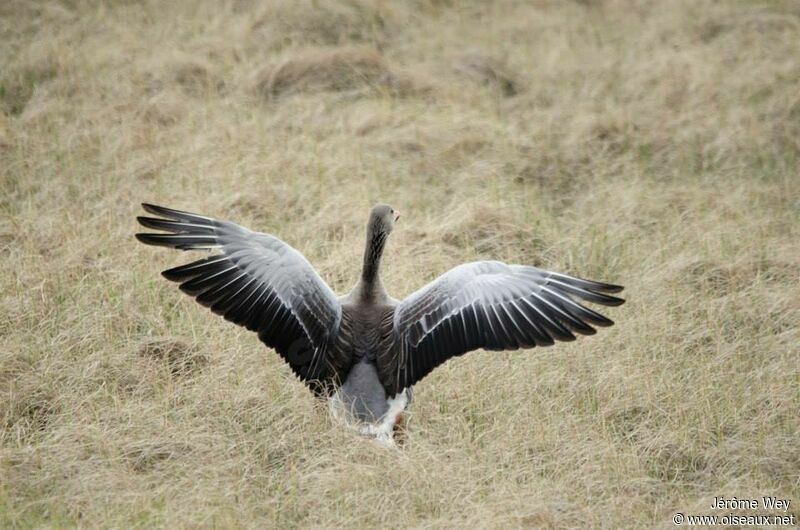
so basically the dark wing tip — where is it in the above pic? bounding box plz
[140,203,187,220]
[576,278,625,294]
[141,203,166,216]
[136,216,164,231]
[162,269,182,282]
[600,283,625,294]
[593,315,615,327]
[140,203,215,224]
[135,233,160,246]
[599,294,625,306]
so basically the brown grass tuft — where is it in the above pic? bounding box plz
[1,357,59,445]
[681,258,800,293]
[453,52,521,97]
[123,441,194,473]
[641,442,711,483]
[438,204,547,258]
[137,338,208,378]
[170,59,225,96]
[0,62,58,116]
[253,47,421,98]
[140,90,188,127]
[249,0,399,48]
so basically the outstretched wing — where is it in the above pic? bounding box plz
[386,261,624,396]
[135,203,343,392]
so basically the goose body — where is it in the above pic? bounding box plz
[136,203,624,443]
[330,297,406,439]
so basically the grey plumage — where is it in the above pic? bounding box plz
[136,202,624,436]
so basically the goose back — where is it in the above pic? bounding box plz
[336,301,395,364]
[329,301,397,421]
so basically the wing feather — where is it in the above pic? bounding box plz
[136,203,343,391]
[385,261,624,396]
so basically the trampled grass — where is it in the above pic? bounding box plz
[1,0,798,528]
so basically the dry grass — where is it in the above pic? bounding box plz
[252,46,425,99]
[1,0,799,528]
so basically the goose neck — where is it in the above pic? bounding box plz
[360,226,387,293]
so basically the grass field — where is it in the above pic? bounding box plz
[1,0,799,527]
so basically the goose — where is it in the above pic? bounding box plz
[136,203,624,442]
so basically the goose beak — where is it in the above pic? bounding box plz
[394,210,401,222]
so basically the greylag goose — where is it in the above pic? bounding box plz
[136,203,624,442]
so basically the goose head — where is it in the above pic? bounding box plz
[368,203,400,236]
